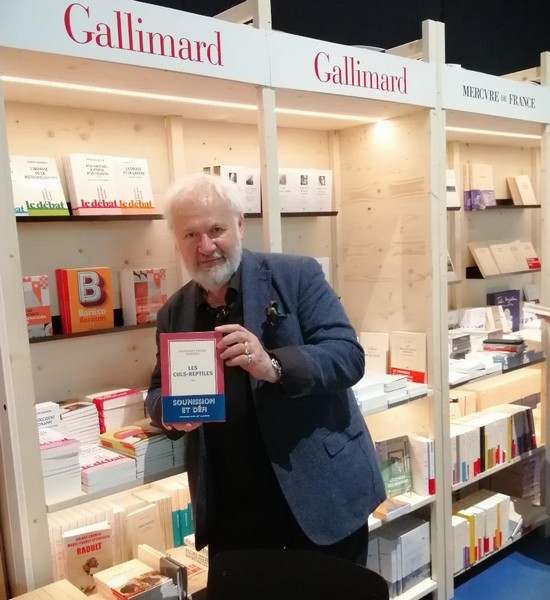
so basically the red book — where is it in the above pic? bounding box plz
[55,267,114,334]
[160,331,225,424]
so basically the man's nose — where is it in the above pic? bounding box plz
[198,233,216,253]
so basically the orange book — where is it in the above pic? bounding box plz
[55,267,114,333]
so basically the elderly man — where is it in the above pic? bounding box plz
[145,173,385,564]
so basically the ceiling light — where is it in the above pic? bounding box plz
[446,126,541,140]
[0,75,381,123]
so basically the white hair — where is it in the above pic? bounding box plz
[164,172,245,229]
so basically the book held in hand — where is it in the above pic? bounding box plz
[10,155,69,216]
[160,332,225,424]
[120,268,167,326]
[23,275,53,338]
[55,267,114,334]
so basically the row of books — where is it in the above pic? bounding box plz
[460,163,537,211]
[11,154,157,217]
[24,266,168,338]
[450,403,537,486]
[47,473,195,586]
[452,490,512,573]
[367,515,431,599]
[468,240,541,278]
[205,164,334,213]
[359,330,427,384]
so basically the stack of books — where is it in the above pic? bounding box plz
[79,444,137,493]
[481,336,527,369]
[99,423,175,480]
[82,388,145,434]
[36,401,61,431]
[58,400,101,446]
[38,427,81,504]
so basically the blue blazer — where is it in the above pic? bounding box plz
[146,249,386,549]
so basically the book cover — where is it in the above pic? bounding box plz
[389,331,427,383]
[99,424,166,457]
[311,169,333,212]
[120,268,167,326]
[212,164,261,214]
[36,401,61,431]
[160,331,225,424]
[93,559,175,599]
[359,331,389,374]
[79,444,137,492]
[469,163,496,210]
[518,241,541,270]
[489,241,526,274]
[446,168,460,208]
[62,520,113,596]
[514,175,537,206]
[23,275,53,338]
[126,504,166,558]
[506,176,523,206]
[113,157,156,215]
[10,155,69,216]
[55,267,114,334]
[64,154,121,215]
[375,434,412,497]
[487,289,521,332]
[467,243,501,278]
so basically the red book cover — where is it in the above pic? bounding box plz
[55,267,114,333]
[160,331,225,424]
[22,275,53,338]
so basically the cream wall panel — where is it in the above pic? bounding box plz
[338,111,431,335]
[30,329,156,404]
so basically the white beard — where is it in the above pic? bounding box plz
[191,241,242,291]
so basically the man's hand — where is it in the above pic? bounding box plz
[164,422,202,433]
[215,323,280,383]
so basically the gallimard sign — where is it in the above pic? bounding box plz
[442,65,550,123]
[160,331,225,424]
[269,30,436,107]
[0,0,269,86]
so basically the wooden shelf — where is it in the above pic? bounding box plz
[465,200,541,210]
[245,211,338,218]
[16,214,164,222]
[447,206,461,211]
[466,265,541,279]
[29,309,156,343]
[449,355,546,389]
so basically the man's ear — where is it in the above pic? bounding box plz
[237,216,244,237]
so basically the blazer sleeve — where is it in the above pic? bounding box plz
[269,257,364,398]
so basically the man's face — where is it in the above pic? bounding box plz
[171,193,244,291]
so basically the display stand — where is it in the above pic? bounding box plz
[442,50,550,597]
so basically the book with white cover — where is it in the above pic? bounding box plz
[10,155,69,216]
[524,302,550,318]
[212,164,261,214]
[513,174,537,206]
[468,242,500,277]
[36,401,61,431]
[389,331,427,383]
[58,400,101,446]
[518,241,541,270]
[113,156,156,215]
[12,579,88,599]
[311,169,333,212]
[62,521,113,596]
[469,163,496,210]
[64,154,120,215]
[126,503,166,559]
[490,241,526,274]
[360,331,389,374]
[79,444,136,493]
[408,434,435,496]
[446,168,460,208]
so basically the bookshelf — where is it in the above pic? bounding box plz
[0,2,548,600]
[443,54,550,596]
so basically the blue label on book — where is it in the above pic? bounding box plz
[162,394,225,422]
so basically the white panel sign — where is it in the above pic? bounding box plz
[269,30,436,107]
[0,0,269,86]
[442,65,550,123]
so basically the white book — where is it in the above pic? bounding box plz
[446,168,460,208]
[469,163,496,210]
[515,174,537,206]
[10,155,69,216]
[12,579,88,599]
[452,515,470,573]
[408,434,435,496]
[360,331,389,374]
[212,164,261,214]
[489,241,523,274]
[468,242,500,277]
[36,402,61,431]
[390,331,427,384]
[518,241,541,271]
[64,154,120,215]
[113,156,156,214]
[398,518,431,593]
[126,503,166,559]
[311,169,333,212]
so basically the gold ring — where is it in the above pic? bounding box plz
[244,341,251,355]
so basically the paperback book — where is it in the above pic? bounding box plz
[120,268,167,326]
[83,388,145,434]
[23,275,53,338]
[160,331,225,424]
[486,289,521,332]
[58,400,101,446]
[113,156,156,215]
[212,164,261,214]
[79,444,137,493]
[10,155,69,216]
[375,434,412,497]
[55,267,114,334]
[62,521,113,596]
